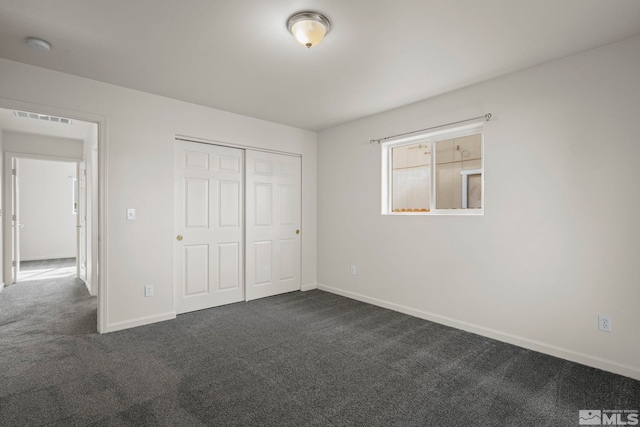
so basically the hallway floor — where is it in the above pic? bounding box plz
[18,257,78,282]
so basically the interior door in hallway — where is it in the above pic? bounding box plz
[78,161,87,281]
[245,150,301,301]
[11,158,20,283]
[174,140,244,314]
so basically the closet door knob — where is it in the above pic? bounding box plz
[296,230,300,235]
[176,235,183,241]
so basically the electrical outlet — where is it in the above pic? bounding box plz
[598,315,611,332]
[350,265,357,275]
[144,285,153,297]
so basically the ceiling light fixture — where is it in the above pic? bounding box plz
[25,37,51,51]
[287,11,331,48]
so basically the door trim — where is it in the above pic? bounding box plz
[175,136,301,158]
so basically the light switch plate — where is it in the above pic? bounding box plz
[126,208,135,220]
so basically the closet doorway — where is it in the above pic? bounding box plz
[174,140,301,314]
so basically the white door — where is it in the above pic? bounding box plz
[174,140,244,314]
[11,158,20,284]
[77,161,87,281]
[245,150,301,301]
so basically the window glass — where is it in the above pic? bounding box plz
[383,127,483,215]
[434,133,482,209]
[392,143,430,212]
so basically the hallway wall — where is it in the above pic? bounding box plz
[3,131,84,159]
[19,158,77,261]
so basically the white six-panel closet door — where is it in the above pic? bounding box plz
[245,150,301,301]
[174,140,244,314]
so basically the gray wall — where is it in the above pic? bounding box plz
[317,35,640,380]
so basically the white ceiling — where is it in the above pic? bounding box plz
[0,0,639,132]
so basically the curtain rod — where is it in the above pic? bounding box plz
[369,113,492,144]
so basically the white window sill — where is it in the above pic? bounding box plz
[383,209,484,216]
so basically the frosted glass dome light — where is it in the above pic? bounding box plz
[287,12,331,48]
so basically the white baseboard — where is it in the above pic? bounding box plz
[84,280,97,297]
[301,283,317,292]
[0,282,4,293]
[104,312,176,333]
[317,283,640,381]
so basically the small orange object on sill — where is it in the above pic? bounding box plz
[392,208,429,213]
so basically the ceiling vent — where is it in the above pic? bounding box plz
[14,110,72,125]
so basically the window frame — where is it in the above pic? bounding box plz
[381,121,484,216]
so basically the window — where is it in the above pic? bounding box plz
[382,123,484,215]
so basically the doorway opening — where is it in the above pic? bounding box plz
[11,157,80,283]
[0,104,102,331]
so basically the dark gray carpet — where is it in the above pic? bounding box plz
[1,264,638,426]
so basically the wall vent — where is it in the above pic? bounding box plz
[14,110,72,124]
